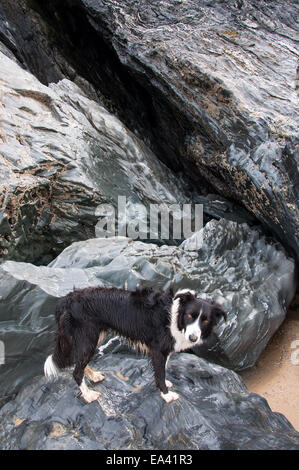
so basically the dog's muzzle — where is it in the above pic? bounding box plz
[189,334,198,343]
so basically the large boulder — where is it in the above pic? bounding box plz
[0,219,295,399]
[0,48,256,265]
[0,51,198,264]
[5,0,296,261]
[0,353,298,450]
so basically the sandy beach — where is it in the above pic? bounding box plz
[240,294,299,431]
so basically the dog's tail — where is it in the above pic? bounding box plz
[44,354,60,380]
[44,300,74,380]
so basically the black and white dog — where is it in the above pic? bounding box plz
[44,287,226,403]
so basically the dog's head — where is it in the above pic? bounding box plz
[172,290,226,346]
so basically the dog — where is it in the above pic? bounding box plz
[44,287,226,403]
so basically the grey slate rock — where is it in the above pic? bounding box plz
[0,219,295,398]
[0,49,256,265]
[0,51,196,264]
[0,353,298,450]
[12,0,297,261]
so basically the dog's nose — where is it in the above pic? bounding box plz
[189,334,198,343]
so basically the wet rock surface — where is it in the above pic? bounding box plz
[0,51,198,264]
[0,0,298,451]
[0,48,257,265]
[4,0,296,261]
[0,353,298,450]
[0,219,295,398]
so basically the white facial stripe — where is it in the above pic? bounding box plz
[184,318,202,343]
[170,297,202,352]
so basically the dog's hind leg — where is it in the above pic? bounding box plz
[72,329,102,403]
[74,360,101,403]
[84,365,105,383]
[79,378,101,403]
[84,330,107,383]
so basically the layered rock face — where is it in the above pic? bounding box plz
[1,0,296,260]
[0,219,295,399]
[0,47,256,265]
[0,0,298,451]
[0,51,199,264]
[0,353,298,450]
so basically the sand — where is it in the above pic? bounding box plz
[239,295,299,432]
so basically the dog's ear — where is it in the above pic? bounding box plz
[174,291,195,331]
[212,303,226,322]
[174,291,194,304]
[177,308,185,331]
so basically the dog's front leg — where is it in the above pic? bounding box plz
[150,350,179,403]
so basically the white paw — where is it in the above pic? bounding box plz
[160,391,179,403]
[82,389,101,403]
[165,380,173,388]
[90,371,105,383]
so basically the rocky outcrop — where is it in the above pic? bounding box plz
[0,353,298,450]
[0,1,298,451]
[0,47,258,264]
[2,0,296,261]
[0,51,199,264]
[0,219,295,399]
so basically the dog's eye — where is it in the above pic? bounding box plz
[187,313,193,319]
[201,315,208,323]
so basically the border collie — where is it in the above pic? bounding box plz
[44,287,226,403]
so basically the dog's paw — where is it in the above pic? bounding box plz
[82,389,101,403]
[165,380,173,388]
[85,366,105,383]
[160,391,179,403]
[90,371,105,383]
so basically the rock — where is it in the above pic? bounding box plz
[0,51,200,264]
[0,353,298,450]
[0,48,258,265]
[6,0,297,261]
[0,0,65,84]
[0,219,295,398]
